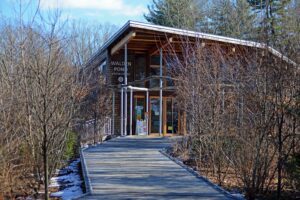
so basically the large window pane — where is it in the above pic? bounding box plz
[165,56,174,87]
[135,55,146,80]
[149,67,160,88]
[134,55,146,87]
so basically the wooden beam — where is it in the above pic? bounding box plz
[111,31,136,55]
[132,38,161,42]
[126,48,149,51]
[149,37,173,56]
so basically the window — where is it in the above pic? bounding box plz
[150,55,160,66]
[150,55,161,88]
[165,56,175,87]
[134,55,146,87]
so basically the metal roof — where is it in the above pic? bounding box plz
[87,20,297,66]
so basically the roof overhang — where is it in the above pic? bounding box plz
[86,20,297,67]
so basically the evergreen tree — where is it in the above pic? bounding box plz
[287,0,300,42]
[247,2,299,198]
[144,0,203,30]
[208,0,256,40]
[247,0,292,45]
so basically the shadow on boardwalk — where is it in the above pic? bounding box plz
[78,136,233,200]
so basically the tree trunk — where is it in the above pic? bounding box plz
[277,113,284,200]
[94,112,97,145]
[44,148,49,200]
[43,125,49,200]
[277,149,282,199]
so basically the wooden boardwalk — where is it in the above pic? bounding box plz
[79,136,232,200]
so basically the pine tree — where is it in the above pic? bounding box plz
[144,0,203,30]
[208,0,256,40]
[247,0,292,45]
[247,2,298,198]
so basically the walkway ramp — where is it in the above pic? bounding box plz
[79,136,232,200]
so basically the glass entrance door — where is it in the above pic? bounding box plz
[134,97,145,135]
[166,98,178,134]
[150,98,160,133]
[150,97,178,134]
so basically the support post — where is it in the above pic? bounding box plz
[146,91,149,136]
[159,48,163,136]
[130,88,133,136]
[112,90,115,135]
[124,89,127,136]
[124,43,128,136]
[120,87,123,136]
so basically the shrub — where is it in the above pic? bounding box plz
[64,131,78,160]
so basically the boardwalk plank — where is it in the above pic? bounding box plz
[79,137,232,200]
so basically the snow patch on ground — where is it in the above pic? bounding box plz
[231,192,245,199]
[51,185,83,199]
[50,158,83,200]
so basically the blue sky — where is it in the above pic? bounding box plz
[0,0,152,26]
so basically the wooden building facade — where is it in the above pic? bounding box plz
[86,21,293,136]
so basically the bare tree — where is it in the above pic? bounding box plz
[68,21,116,145]
[167,36,299,199]
[0,2,117,197]
[0,6,79,199]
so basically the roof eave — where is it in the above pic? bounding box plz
[85,20,298,68]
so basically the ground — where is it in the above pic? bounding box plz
[49,159,83,200]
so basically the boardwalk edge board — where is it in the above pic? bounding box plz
[74,135,120,199]
[159,149,244,200]
[75,147,93,199]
